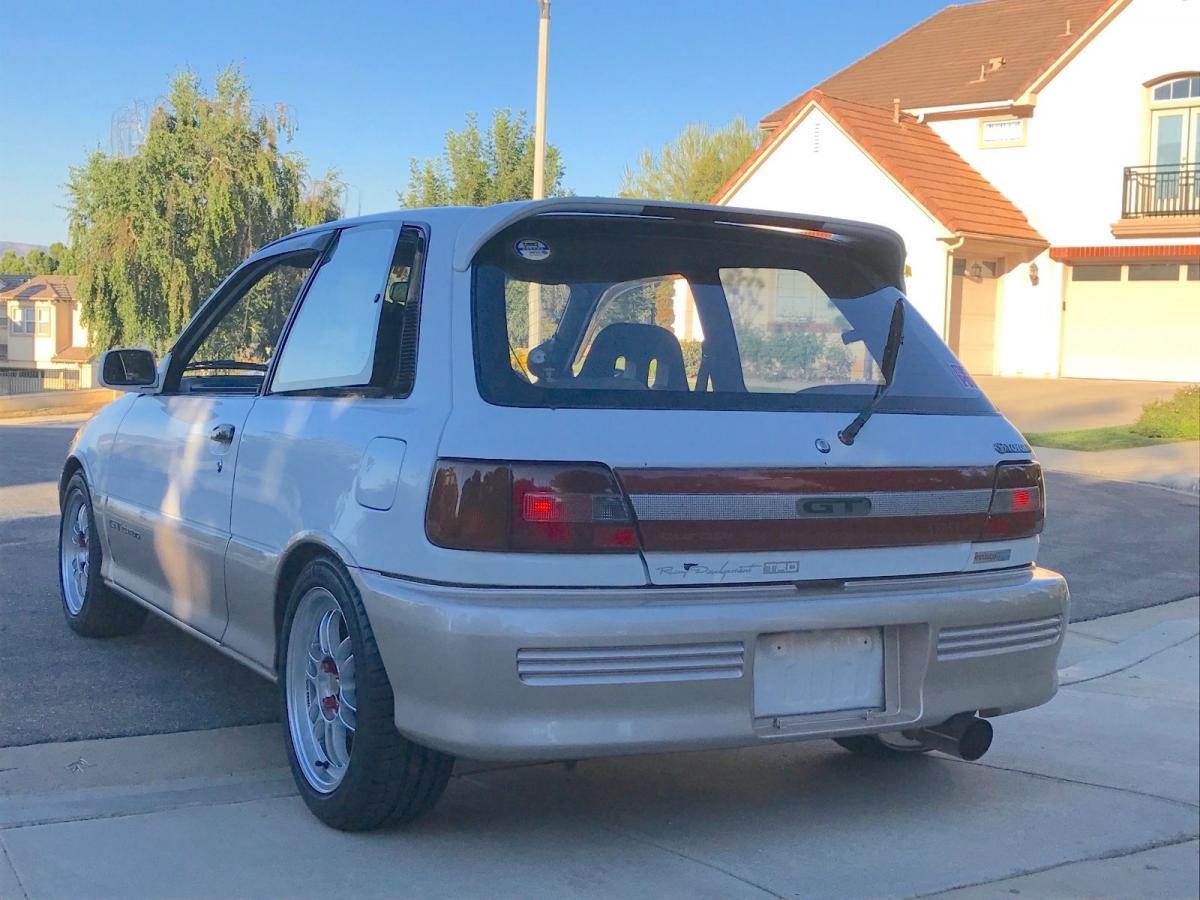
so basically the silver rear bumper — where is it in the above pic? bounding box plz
[355,566,1069,760]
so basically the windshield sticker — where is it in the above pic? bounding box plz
[948,363,979,391]
[514,238,551,261]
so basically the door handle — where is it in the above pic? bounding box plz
[210,423,236,445]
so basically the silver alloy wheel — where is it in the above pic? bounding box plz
[285,586,358,793]
[60,491,90,616]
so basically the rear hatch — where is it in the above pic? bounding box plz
[434,205,1042,587]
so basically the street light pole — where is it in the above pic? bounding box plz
[527,0,551,348]
[532,0,551,202]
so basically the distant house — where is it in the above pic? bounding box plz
[715,0,1199,382]
[0,275,94,372]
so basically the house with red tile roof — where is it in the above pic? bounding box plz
[715,0,1199,382]
[0,275,95,374]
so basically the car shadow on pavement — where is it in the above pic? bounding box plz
[0,515,277,748]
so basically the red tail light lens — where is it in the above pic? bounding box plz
[981,462,1045,539]
[426,460,640,553]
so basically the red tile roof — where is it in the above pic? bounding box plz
[0,275,77,302]
[762,0,1123,128]
[1050,245,1200,261]
[716,90,1045,245]
[51,346,96,363]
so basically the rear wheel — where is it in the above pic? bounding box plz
[834,732,932,758]
[279,556,454,830]
[58,472,148,637]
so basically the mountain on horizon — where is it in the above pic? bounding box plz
[0,241,50,257]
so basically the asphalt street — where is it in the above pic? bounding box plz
[1,414,1197,748]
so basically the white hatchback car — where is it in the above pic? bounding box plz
[60,198,1068,830]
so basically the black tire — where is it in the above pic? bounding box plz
[58,472,148,637]
[278,555,454,831]
[834,734,933,758]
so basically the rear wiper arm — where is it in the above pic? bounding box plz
[838,298,905,447]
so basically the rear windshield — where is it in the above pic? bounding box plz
[472,215,993,415]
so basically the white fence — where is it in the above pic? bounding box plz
[0,367,91,395]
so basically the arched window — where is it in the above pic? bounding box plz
[1151,75,1200,103]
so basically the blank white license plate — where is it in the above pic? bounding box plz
[753,628,885,718]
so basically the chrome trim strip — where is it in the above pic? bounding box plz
[629,489,993,521]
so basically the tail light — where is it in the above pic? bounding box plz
[426,459,640,553]
[981,461,1045,540]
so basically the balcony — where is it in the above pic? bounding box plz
[1113,164,1200,237]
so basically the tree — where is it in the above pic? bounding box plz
[0,243,76,275]
[401,110,565,207]
[619,117,762,204]
[47,242,77,274]
[0,251,28,274]
[24,249,54,274]
[67,67,342,351]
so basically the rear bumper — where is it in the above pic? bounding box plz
[355,566,1069,761]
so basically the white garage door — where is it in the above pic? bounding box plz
[1061,262,1200,382]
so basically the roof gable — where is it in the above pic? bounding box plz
[762,0,1122,127]
[0,275,78,303]
[717,91,1045,245]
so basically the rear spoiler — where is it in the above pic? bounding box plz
[453,197,907,291]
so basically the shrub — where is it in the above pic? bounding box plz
[679,339,703,382]
[1132,385,1200,440]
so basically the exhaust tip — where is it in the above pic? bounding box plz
[911,714,994,761]
[957,718,993,761]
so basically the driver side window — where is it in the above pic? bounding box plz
[178,251,318,394]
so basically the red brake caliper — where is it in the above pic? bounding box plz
[320,659,339,714]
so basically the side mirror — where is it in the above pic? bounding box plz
[98,348,159,392]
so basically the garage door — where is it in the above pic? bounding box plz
[1061,262,1200,382]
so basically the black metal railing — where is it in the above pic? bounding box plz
[1122,163,1200,218]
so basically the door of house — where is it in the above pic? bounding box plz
[948,259,999,375]
[1150,107,1200,206]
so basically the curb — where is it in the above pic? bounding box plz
[1059,618,1199,686]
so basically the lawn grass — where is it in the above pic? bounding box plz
[1028,385,1199,451]
[1025,426,1179,451]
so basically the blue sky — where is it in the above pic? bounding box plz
[0,0,948,246]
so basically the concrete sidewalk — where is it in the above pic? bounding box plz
[1035,440,1200,494]
[1,601,1196,900]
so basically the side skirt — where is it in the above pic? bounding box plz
[104,579,278,684]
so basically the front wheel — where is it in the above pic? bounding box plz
[58,472,147,637]
[279,556,454,831]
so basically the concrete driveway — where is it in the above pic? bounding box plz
[975,376,1189,434]
[2,600,1196,899]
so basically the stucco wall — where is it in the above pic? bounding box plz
[929,0,1199,248]
[725,108,954,335]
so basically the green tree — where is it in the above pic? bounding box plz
[401,110,565,207]
[24,248,54,274]
[619,117,762,203]
[67,67,342,351]
[47,242,77,274]
[0,251,29,274]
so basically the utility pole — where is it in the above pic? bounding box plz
[527,0,551,348]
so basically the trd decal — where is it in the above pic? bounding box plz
[108,519,142,541]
